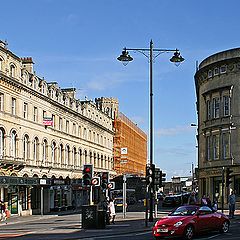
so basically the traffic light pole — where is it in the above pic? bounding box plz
[123,174,127,219]
[221,167,224,213]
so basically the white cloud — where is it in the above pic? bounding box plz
[156,125,194,137]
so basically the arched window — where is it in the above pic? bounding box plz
[10,64,16,78]
[84,150,87,164]
[23,135,30,160]
[73,147,77,167]
[0,128,5,158]
[41,83,46,95]
[33,137,39,162]
[10,130,17,158]
[42,139,48,163]
[51,141,57,164]
[78,148,82,167]
[65,145,70,165]
[59,144,64,166]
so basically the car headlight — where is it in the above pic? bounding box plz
[174,221,183,227]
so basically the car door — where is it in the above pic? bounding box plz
[195,206,214,232]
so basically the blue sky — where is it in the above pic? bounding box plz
[1,0,240,180]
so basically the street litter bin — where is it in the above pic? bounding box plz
[81,205,97,229]
[97,210,106,229]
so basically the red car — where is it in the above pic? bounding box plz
[152,205,230,239]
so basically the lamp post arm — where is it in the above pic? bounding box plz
[124,48,178,61]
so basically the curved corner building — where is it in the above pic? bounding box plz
[194,48,240,207]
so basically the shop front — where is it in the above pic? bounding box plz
[0,176,38,216]
[49,177,72,211]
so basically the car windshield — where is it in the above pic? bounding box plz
[169,206,198,216]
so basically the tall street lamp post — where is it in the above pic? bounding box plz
[117,40,184,222]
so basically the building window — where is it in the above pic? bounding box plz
[0,128,4,158]
[60,144,64,165]
[43,110,46,120]
[43,139,48,163]
[223,95,230,116]
[213,97,220,118]
[23,135,29,160]
[220,65,227,73]
[214,67,219,76]
[222,132,230,159]
[65,145,70,165]
[10,65,16,78]
[51,142,57,163]
[12,98,16,115]
[59,117,63,131]
[10,131,17,158]
[213,134,219,160]
[66,120,69,133]
[33,137,39,162]
[73,123,76,135]
[0,58,2,71]
[23,102,28,119]
[0,93,3,111]
[208,70,212,78]
[52,114,55,128]
[83,128,87,139]
[33,107,38,122]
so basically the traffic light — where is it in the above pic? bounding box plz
[160,171,166,187]
[101,172,109,189]
[226,167,234,187]
[154,168,161,191]
[82,164,93,186]
[146,164,155,187]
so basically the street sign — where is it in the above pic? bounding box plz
[121,147,128,155]
[107,182,115,189]
[91,177,100,186]
[40,179,47,185]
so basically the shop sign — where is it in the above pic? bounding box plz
[53,179,65,185]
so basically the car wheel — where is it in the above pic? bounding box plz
[220,221,229,233]
[184,225,194,240]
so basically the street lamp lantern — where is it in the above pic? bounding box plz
[117,40,184,222]
[170,49,185,66]
[117,48,133,65]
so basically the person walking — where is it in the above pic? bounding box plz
[188,192,197,205]
[229,190,236,218]
[108,198,116,224]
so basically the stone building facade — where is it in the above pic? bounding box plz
[0,40,115,215]
[194,48,240,207]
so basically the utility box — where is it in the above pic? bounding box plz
[81,205,97,229]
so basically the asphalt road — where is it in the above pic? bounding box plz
[0,210,239,240]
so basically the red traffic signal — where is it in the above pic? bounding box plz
[83,164,93,186]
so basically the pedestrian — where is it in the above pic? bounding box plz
[0,200,6,222]
[102,197,110,225]
[188,192,197,205]
[212,198,218,211]
[108,198,116,224]
[201,194,208,206]
[206,195,212,208]
[229,190,236,218]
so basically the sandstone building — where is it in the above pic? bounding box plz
[0,40,115,215]
[194,48,240,206]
